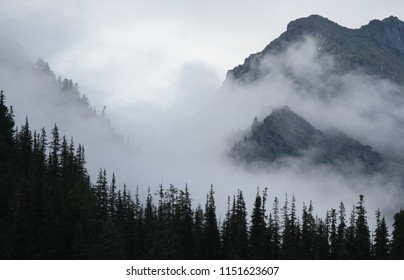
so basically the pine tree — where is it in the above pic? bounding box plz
[193,204,204,259]
[94,169,108,221]
[0,90,15,163]
[344,205,357,259]
[354,194,371,259]
[250,188,267,259]
[203,185,221,259]
[300,201,316,259]
[120,184,137,259]
[60,136,72,190]
[133,186,144,259]
[16,117,33,174]
[176,185,194,259]
[108,173,117,219]
[390,209,404,259]
[314,216,330,259]
[143,187,156,258]
[231,190,249,259]
[154,184,176,258]
[221,196,231,259]
[75,144,87,180]
[335,202,347,259]
[329,208,338,259]
[48,124,61,182]
[281,194,299,259]
[268,196,281,259]
[373,209,389,259]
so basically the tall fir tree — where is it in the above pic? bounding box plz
[0,91,15,163]
[390,209,404,259]
[329,208,338,259]
[373,209,389,259]
[281,194,299,259]
[249,188,267,259]
[335,202,347,259]
[354,194,371,259]
[300,201,316,259]
[203,185,221,259]
[268,196,281,259]
[231,190,249,259]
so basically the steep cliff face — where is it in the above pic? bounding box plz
[361,16,404,54]
[232,106,384,173]
[227,15,404,84]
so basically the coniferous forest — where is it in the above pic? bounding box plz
[1,91,404,260]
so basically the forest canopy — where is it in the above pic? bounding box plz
[1,90,404,260]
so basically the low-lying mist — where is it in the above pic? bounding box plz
[107,36,404,224]
[2,35,404,225]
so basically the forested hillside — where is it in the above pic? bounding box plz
[1,91,404,259]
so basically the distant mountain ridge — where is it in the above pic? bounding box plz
[0,37,129,179]
[225,15,404,174]
[0,38,122,143]
[227,15,404,84]
[232,106,384,173]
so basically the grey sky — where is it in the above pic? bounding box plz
[1,0,403,108]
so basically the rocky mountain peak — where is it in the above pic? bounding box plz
[227,15,404,84]
[360,16,404,54]
[232,107,383,173]
[286,14,342,33]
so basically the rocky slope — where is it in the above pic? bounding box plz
[227,15,404,84]
[232,106,384,173]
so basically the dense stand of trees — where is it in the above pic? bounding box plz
[1,91,404,259]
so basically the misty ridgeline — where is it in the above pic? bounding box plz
[3,14,404,259]
[1,92,404,260]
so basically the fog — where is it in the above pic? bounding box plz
[12,35,400,224]
[2,3,404,226]
[130,37,404,223]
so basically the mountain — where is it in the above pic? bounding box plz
[0,38,129,179]
[232,106,384,173]
[227,15,404,84]
[225,15,404,175]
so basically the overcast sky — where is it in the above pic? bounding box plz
[2,1,404,218]
[1,0,404,110]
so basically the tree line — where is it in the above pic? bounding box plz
[1,91,404,259]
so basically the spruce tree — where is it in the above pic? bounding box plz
[108,173,117,219]
[250,188,267,259]
[94,169,108,221]
[176,185,194,259]
[268,196,281,259]
[329,208,338,259]
[48,124,61,181]
[193,204,204,259]
[300,201,316,259]
[0,91,15,162]
[281,195,299,259]
[354,194,371,259]
[133,186,144,259]
[373,209,389,259]
[143,187,156,258]
[314,216,330,259]
[335,202,347,259]
[203,185,221,259]
[16,117,33,174]
[390,209,404,259]
[232,190,249,259]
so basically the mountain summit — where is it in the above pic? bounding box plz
[232,106,383,173]
[227,15,404,84]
